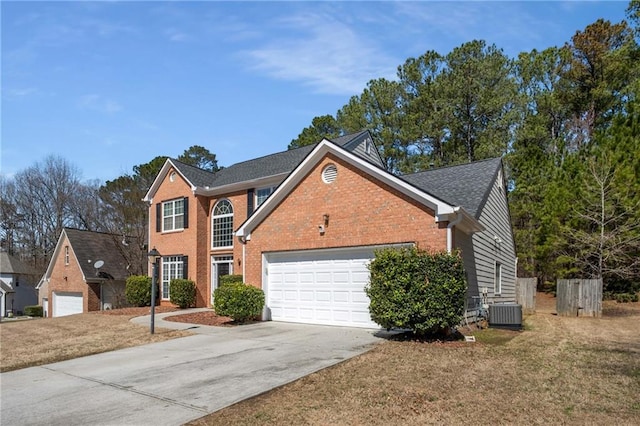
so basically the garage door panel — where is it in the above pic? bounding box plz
[53,292,83,317]
[299,290,314,301]
[316,291,331,302]
[333,291,349,303]
[267,247,381,328]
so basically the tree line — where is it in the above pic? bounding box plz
[0,147,218,276]
[290,2,640,290]
[1,2,638,292]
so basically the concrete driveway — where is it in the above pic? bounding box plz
[1,313,387,426]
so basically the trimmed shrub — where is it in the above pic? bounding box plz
[125,275,152,307]
[615,292,639,303]
[170,279,196,308]
[214,283,265,323]
[365,247,467,336]
[219,274,244,287]
[24,305,43,317]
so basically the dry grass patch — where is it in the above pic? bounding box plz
[0,309,191,372]
[190,295,640,425]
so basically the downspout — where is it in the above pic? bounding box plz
[447,207,463,254]
[238,235,248,280]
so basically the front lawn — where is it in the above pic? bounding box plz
[0,308,191,372]
[189,294,640,425]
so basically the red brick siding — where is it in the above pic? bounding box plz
[150,168,204,306]
[150,169,251,308]
[243,154,448,287]
[47,234,100,314]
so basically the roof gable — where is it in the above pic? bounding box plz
[401,158,503,218]
[236,139,458,238]
[0,251,38,275]
[144,131,381,200]
[144,159,210,202]
[44,228,141,283]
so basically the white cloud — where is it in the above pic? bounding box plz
[3,87,38,99]
[78,94,123,114]
[241,11,398,95]
[164,28,193,42]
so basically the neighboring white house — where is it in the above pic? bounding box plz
[0,250,39,317]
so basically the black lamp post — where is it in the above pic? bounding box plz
[148,247,161,334]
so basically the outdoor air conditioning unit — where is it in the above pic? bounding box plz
[489,303,522,329]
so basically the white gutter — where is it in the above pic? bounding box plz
[447,207,463,253]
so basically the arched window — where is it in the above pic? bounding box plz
[212,199,234,248]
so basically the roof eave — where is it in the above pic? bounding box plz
[193,173,289,197]
[236,140,456,237]
[143,159,197,202]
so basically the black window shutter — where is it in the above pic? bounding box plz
[183,197,189,229]
[182,255,189,279]
[247,188,255,216]
[156,203,162,233]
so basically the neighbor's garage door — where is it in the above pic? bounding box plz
[52,292,83,317]
[266,247,381,328]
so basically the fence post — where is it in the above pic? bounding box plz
[516,278,537,314]
[557,279,580,317]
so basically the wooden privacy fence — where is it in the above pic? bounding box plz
[516,278,537,314]
[556,279,603,318]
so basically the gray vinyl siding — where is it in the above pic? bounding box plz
[455,171,516,304]
[344,135,385,168]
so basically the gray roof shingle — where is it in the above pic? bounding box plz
[0,251,38,275]
[65,228,143,281]
[401,157,503,218]
[170,131,367,189]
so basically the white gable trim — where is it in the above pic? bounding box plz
[42,229,68,282]
[236,139,458,238]
[143,159,197,202]
[41,230,91,284]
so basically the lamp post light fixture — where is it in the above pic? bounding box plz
[147,247,161,334]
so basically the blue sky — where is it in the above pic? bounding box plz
[1,1,629,183]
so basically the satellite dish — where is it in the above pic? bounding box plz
[94,260,104,269]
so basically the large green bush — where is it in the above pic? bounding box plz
[365,247,467,336]
[170,279,196,308]
[214,283,265,323]
[219,274,244,287]
[24,305,43,317]
[125,275,152,307]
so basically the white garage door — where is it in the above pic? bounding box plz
[53,292,83,317]
[266,247,381,328]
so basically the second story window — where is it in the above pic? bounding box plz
[256,186,275,207]
[65,246,70,265]
[163,199,185,232]
[212,199,233,248]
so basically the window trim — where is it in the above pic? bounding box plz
[161,256,184,300]
[212,199,234,249]
[255,186,276,207]
[162,198,185,232]
[64,246,69,265]
[494,261,502,295]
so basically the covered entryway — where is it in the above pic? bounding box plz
[265,246,382,328]
[52,291,83,317]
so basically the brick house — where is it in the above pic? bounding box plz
[38,229,145,317]
[144,131,516,328]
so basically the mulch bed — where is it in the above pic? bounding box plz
[93,306,179,316]
[92,306,255,327]
[163,311,235,327]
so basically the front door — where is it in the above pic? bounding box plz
[211,256,233,306]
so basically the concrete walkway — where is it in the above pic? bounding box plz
[1,311,388,426]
